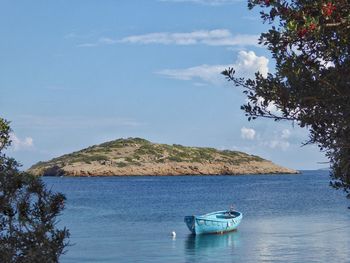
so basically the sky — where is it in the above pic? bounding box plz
[1,0,327,170]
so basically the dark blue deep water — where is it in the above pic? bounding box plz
[44,170,350,263]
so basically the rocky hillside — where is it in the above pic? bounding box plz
[28,138,298,176]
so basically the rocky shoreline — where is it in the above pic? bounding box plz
[35,161,298,177]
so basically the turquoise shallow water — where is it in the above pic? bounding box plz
[44,170,350,263]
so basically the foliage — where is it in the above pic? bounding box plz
[99,137,150,148]
[222,0,350,198]
[0,118,69,262]
[116,162,128,168]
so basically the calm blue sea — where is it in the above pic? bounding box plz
[43,170,350,263]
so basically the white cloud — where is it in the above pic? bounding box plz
[267,140,290,151]
[235,50,268,78]
[254,96,280,115]
[98,37,119,45]
[77,43,98,48]
[119,30,259,47]
[78,30,259,48]
[157,50,268,84]
[259,129,292,151]
[159,0,242,5]
[241,127,256,140]
[281,129,291,139]
[157,64,227,84]
[10,133,34,151]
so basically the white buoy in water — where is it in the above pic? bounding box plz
[171,231,176,238]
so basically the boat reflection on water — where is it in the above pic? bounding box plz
[185,231,240,256]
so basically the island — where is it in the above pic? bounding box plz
[28,138,298,176]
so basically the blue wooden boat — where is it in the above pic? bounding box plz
[184,210,243,235]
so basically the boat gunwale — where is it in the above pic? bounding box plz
[196,210,242,220]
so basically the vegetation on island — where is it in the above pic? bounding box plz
[0,118,69,262]
[28,137,288,177]
[222,0,350,200]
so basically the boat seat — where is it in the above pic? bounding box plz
[216,214,236,219]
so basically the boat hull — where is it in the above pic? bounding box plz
[184,210,242,235]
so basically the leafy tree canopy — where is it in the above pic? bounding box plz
[0,118,69,262]
[222,0,350,199]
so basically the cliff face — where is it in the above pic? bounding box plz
[28,138,298,176]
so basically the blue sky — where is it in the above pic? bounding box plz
[1,0,327,170]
